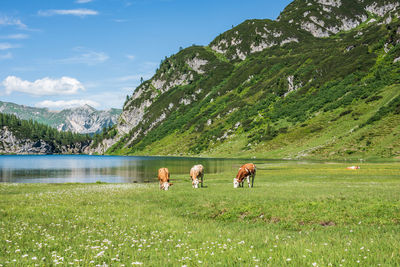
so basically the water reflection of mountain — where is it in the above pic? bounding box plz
[0,155,275,183]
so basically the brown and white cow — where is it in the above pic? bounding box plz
[234,163,256,188]
[190,164,204,188]
[346,166,360,170]
[158,168,173,191]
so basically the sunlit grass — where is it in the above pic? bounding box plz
[1,163,399,266]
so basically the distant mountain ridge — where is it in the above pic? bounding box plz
[0,101,122,134]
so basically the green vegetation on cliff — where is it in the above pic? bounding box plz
[96,0,400,159]
[0,113,91,150]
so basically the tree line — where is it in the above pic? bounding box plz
[0,113,91,146]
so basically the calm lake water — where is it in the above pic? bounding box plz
[0,155,276,183]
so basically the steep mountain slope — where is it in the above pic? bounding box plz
[0,102,121,134]
[92,0,400,159]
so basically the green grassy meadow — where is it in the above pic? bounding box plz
[1,162,400,266]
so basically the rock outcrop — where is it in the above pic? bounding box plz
[57,105,121,134]
[0,126,90,154]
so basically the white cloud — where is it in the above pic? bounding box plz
[2,76,85,96]
[58,48,109,65]
[0,16,27,29]
[35,99,100,109]
[113,19,129,23]
[0,43,19,50]
[89,91,126,109]
[126,54,135,60]
[38,9,99,17]
[0,52,12,60]
[0,34,29,40]
[76,0,94,3]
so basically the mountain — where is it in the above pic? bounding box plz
[92,0,400,159]
[0,102,122,134]
[0,113,91,154]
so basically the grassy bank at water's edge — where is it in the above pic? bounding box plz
[1,162,399,265]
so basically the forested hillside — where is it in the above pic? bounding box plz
[92,0,400,159]
[0,113,91,154]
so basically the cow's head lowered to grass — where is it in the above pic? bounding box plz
[158,168,173,191]
[160,182,173,191]
[233,178,240,188]
[234,163,256,188]
[190,164,204,189]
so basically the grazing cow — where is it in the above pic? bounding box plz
[234,163,256,188]
[346,166,360,170]
[190,164,204,188]
[158,168,173,191]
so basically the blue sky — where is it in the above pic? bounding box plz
[0,0,292,110]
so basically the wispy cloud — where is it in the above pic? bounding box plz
[124,1,133,7]
[11,66,36,72]
[35,99,100,109]
[75,0,94,3]
[58,48,109,65]
[0,43,20,50]
[0,34,29,40]
[38,9,99,17]
[126,54,135,60]
[2,76,85,96]
[113,19,129,23]
[89,91,127,109]
[0,52,12,60]
[0,16,27,30]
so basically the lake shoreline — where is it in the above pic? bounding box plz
[2,152,400,163]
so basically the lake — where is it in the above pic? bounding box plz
[0,155,277,183]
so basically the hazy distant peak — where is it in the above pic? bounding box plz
[0,101,122,134]
[71,104,97,112]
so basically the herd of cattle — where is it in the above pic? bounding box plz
[157,163,256,191]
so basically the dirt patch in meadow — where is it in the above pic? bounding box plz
[239,212,250,219]
[319,221,336,227]
[211,208,227,218]
[270,217,281,223]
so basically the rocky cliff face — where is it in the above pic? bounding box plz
[99,46,232,153]
[0,102,121,134]
[210,0,399,60]
[57,105,121,134]
[0,127,53,154]
[0,126,91,154]
[92,0,400,159]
